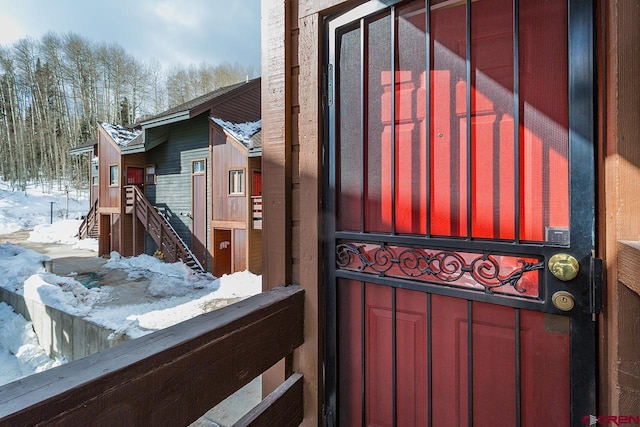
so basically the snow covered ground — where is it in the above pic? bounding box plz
[0,180,89,234]
[0,181,262,387]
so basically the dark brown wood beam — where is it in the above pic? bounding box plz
[0,286,304,426]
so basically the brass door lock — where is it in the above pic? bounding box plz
[552,291,575,311]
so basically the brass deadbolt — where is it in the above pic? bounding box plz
[552,291,575,311]
[548,253,579,281]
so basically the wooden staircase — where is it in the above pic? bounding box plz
[125,185,205,273]
[78,199,99,239]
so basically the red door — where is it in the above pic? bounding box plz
[325,1,597,426]
[126,167,144,185]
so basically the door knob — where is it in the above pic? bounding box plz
[548,253,579,281]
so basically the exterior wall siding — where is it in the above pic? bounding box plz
[144,114,210,268]
[97,132,121,210]
[211,138,248,223]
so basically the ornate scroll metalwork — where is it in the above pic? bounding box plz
[336,242,544,294]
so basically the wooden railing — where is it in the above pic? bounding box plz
[0,285,305,426]
[78,198,99,239]
[252,195,263,230]
[125,185,204,273]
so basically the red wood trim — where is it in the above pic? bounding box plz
[0,286,304,426]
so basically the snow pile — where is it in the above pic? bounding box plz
[28,219,98,252]
[23,273,104,316]
[0,302,63,384]
[0,244,262,339]
[0,243,49,293]
[0,181,89,235]
[105,252,212,297]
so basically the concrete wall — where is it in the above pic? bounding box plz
[0,288,128,362]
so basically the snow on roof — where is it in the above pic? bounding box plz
[211,117,262,149]
[99,122,142,147]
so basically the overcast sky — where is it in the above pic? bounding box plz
[0,0,261,71]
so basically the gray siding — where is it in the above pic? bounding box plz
[144,114,210,268]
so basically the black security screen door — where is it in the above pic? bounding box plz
[323,0,597,425]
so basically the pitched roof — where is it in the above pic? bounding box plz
[140,78,258,125]
[69,138,97,155]
[211,117,262,156]
[99,122,142,147]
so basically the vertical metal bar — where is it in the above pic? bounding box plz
[392,287,397,427]
[515,308,522,427]
[465,0,473,239]
[513,0,521,243]
[568,0,597,422]
[360,18,366,233]
[361,281,366,424]
[425,0,432,238]
[427,292,433,427]
[467,300,473,427]
[324,21,339,422]
[391,7,397,235]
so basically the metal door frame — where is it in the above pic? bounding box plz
[322,0,597,424]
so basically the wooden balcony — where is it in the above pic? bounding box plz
[0,285,304,426]
[252,196,262,230]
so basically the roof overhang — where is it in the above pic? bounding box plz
[140,110,190,129]
[120,144,146,154]
[69,145,94,155]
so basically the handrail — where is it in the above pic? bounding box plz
[78,198,98,239]
[0,286,305,426]
[125,185,205,273]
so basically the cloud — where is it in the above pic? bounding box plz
[152,0,205,29]
[0,0,261,70]
[0,14,24,45]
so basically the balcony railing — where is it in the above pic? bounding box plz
[125,185,204,272]
[78,198,99,239]
[252,196,262,230]
[0,285,304,426]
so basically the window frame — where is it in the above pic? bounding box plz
[109,164,119,186]
[228,168,245,196]
[145,164,157,185]
[192,159,206,175]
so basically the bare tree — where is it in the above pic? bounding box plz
[0,30,260,188]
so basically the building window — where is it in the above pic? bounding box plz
[145,165,156,184]
[192,160,205,174]
[229,169,244,195]
[92,176,98,186]
[109,165,119,186]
